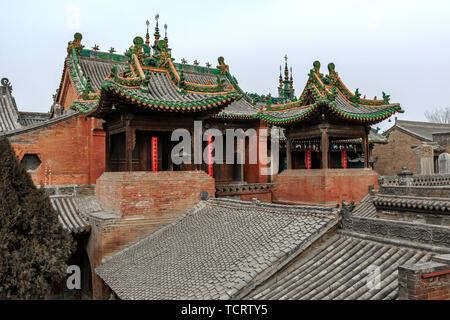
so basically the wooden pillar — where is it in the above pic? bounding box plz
[124,115,134,172]
[105,130,111,172]
[321,129,329,169]
[363,127,370,168]
[286,137,292,170]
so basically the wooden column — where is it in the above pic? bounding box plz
[363,127,370,168]
[286,137,292,169]
[105,130,111,172]
[124,115,134,172]
[321,129,329,169]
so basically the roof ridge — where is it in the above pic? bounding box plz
[397,119,450,127]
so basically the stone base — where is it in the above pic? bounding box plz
[272,169,379,206]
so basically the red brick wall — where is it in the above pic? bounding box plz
[95,171,215,217]
[399,262,450,300]
[273,169,379,206]
[372,128,422,176]
[88,170,215,299]
[9,115,105,186]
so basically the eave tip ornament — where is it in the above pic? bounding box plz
[67,32,84,55]
[217,56,229,75]
[313,60,321,73]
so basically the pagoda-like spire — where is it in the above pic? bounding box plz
[290,67,293,89]
[279,65,283,88]
[145,20,150,46]
[284,54,289,80]
[154,13,160,42]
[164,23,168,45]
[277,54,295,102]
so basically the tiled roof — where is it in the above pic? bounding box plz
[352,194,377,218]
[257,62,402,126]
[372,194,450,213]
[1,78,52,134]
[389,120,450,141]
[78,57,127,91]
[215,98,259,119]
[0,78,22,133]
[96,198,339,300]
[49,196,91,234]
[246,233,434,300]
[18,112,50,126]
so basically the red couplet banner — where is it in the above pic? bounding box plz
[152,137,158,172]
[208,136,213,177]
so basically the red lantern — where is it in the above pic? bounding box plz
[152,137,158,172]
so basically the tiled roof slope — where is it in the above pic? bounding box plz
[388,120,450,141]
[257,62,402,126]
[352,194,377,218]
[18,112,50,126]
[0,78,22,133]
[96,198,339,300]
[50,196,91,234]
[246,233,434,300]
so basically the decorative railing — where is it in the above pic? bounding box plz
[379,168,450,187]
[215,183,274,196]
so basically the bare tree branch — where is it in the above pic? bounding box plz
[424,107,450,124]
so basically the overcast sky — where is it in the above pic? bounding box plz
[1,0,449,130]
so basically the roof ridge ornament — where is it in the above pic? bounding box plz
[67,32,84,56]
[217,56,229,75]
[382,91,390,105]
[313,60,321,74]
[1,78,12,93]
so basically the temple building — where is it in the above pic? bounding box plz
[1,15,449,300]
[257,60,403,205]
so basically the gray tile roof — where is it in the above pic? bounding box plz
[352,194,377,218]
[18,112,50,126]
[215,98,259,118]
[78,57,127,90]
[246,233,434,300]
[372,194,450,213]
[0,78,22,133]
[50,196,91,234]
[96,198,339,300]
[391,120,450,141]
[334,92,394,115]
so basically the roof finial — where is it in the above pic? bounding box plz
[154,13,160,41]
[164,23,168,41]
[145,20,150,46]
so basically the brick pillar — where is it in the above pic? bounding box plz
[398,254,450,300]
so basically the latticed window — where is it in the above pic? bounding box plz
[20,154,41,172]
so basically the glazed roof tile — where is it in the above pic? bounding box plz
[257,62,402,126]
[96,198,338,300]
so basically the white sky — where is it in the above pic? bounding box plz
[1,0,449,130]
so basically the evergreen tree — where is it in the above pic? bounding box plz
[0,137,74,299]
